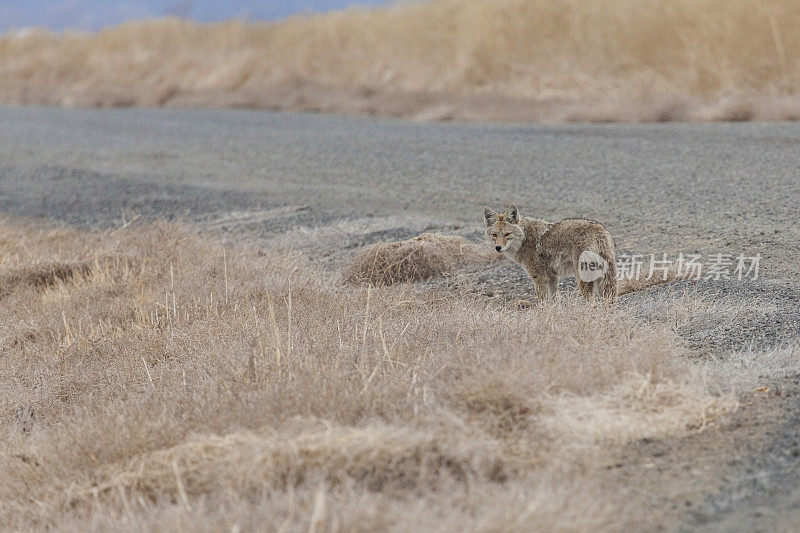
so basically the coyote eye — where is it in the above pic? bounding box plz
[503,233,511,238]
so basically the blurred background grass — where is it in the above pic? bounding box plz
[2,0,800,121]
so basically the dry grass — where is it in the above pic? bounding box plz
[2,0,800,121]
[343,232,498,285]
[0,218,738,530]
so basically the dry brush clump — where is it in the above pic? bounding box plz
[0,218,734,530]
[342,232,498,285]
[2,0,800,121]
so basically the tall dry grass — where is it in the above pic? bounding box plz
[0,218,735,530]
[2,0,800,121]
[342,232,500,285]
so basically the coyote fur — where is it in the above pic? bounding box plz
[484,204,617,303]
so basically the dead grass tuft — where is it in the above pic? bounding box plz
[343,232,498,285]
[0,259,104,296]
[82,422,510,506]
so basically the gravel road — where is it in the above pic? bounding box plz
[1,106,799,530]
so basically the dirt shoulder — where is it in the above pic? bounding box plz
[603,376,800,531]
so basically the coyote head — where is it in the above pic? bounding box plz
[484,204,524,254]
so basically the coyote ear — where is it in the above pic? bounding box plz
[506,204,519,224]
[484,206,498,226]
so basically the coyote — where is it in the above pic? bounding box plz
[484,204,617,303]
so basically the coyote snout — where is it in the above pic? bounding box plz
[484,204,617,303]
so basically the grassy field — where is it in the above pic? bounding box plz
[0,219,749,530]
[2,0,800,122]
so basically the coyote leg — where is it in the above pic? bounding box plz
[546,276,558,301]
[578,280,595,301]
[533,278,549,303]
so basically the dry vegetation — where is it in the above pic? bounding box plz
[2,0,800,121]
[343,233,499,285]
[0,218,741,530]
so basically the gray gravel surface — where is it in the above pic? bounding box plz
[1,106,799,530]
[1,106,799,269]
